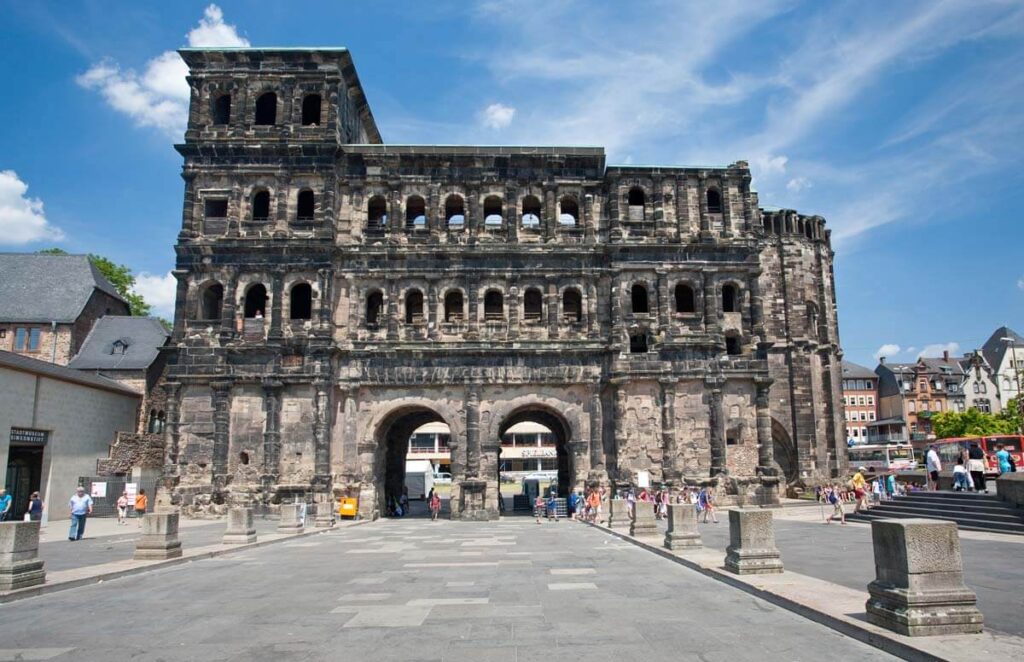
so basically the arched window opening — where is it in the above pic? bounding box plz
[239,451,250,465]
[445,195,465,228]
[725,335,741,356]
[444,291,464,322]
[301,94,322,126]
[763,217,772,234]
[147,409,158,434]
[484,290,504,320]
[155,411,166,434]
[631,283,649,314]
[706,188,722,214]
[773,217,782,234]
[484,196,503,228]
[521,196,541,229]
[296,189,315,221]
[405,196,426,230]
[405,290,424,324]
[722,284,738,313]
[366,291,384,326]
[629,332,649,354]
[562,288,582,322]
[798,219,805,236]
[213,93,231,125]
[368,195,388,229]
[523,288,543,321]
[251,190,270,221]
[627,188,645,221]
[244,284,267,319]
[559,197,579,226]
[254,92,277,125]
[289,283,312,320]
[675,283,695,313]
[806,302,819,337]
[200,283,223,320]
[805,221,814,239]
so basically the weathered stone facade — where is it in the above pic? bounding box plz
[160,48,845,520]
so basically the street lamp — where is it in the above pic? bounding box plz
[1000,336,1023,433]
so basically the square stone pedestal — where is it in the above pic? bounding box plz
[0,521,45,590]
[452,479,497,521]
[630,502,659,539]
[223,507,257,544]
[134,513,183,560]
[724,508,783,575]
[866,519,983,636]
[665,503,702,550]
[608,499,631,530]
[278,503,305,534]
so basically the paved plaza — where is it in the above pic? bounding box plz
[0,517,898,661]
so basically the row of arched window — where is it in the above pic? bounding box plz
[210,91,322,127]
[627,282,739,315]
[197,282,313,321]
[365,287,586,326]
[626,186,722,219]
[367,194,581,231]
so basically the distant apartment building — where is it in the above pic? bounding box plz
[406,421,557,477]
[980,326,1023,410]
[876,352,965,441]
[959,350,1001,414]
[0,254,130,365]
[841,361,878,444]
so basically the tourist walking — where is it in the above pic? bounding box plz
[134,488,148,526]
[995,444,1012,475]
[68,486,93,541]
[0,489,11,522]
[27,492,43,522]
[586,488,600,523]
[428,489,441,521]
[824,485,846,525]
[925,445,942,490]
[116,491,129,525]
[698,486,717,523]
[546,492,559,522]
[850,467,869,513]
[534,494,545,524]
[885,471,897,501]
[568,489,579,520]
[967,442,987,493]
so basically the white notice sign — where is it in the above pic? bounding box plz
[125,483,138,500]
[90,482,107,498]
[637,470,650,488]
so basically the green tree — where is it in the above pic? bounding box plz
[38,248,151,317]
[933,407,1016,439]
[996,397,1023,434]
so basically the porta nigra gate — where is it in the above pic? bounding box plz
[158,48,846,521]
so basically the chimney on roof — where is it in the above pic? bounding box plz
[943,350,949,361]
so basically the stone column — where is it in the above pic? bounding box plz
[171,270,190,339]
[583,193,596,244]
[211,380,231,481]
[220,268,238,339]
[653,175,667,239]
[630,500,659,539]
[543,186,556,243]
[277,503,305,534]
[313,379,331,478]
[749,271,765,342]
[386,278,399,341]
[721,180,734,237]
[546,280,559,339]
[724,508,783,575]
[427,279,439,340]
[466,279,480,340]
[589,384,604,474]
[656,271,669,337]
[465,386,481,477]
[223,507,257,544]
[675,177,689,240]
[262,380,283,486]
[268,272,284,341]
[0,521,45,590]
[660,379,677,481]
[866,519,983,636]
[755,377,775,471]
[587,281,599,339]
[702,273,718,333]
[134,513,183,560]
[163,383,182,470]
[707,378,726,476]
[665,503,702,550]
[317,268,333,332]
[697,179,712,241]
[507,280,519,341]
[613,382,628,482]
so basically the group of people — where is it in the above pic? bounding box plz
[529,484,721,525]
[623,486,719,523]
[0,489,43,522]
[927,442,1017,493]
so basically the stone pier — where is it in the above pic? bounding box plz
[865,519,983,636]
[278,503,305,534]
[630,501,659,539]
[608,499,632,530]
[664,503,702,550]
[0,521,46,590]
[134,513,183,560]
[223,507,257,544]
[724,508,783,575]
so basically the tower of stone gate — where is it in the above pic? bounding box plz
[160,48,845,519]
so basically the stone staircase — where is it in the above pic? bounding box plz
[846,491,1024,535]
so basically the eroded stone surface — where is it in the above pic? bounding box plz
[724,508,783,575]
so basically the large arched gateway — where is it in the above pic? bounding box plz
[159,49,846,520]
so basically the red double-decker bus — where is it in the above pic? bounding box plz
[913,434,1022,476]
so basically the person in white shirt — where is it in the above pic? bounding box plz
[925,446,942,491]
[68,486,93,541]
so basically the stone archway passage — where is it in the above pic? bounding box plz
[771,418,798,484]
[377,407,446,517]
[498,407,573,497]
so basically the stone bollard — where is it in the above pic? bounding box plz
[134,513,183,560]
[724,508,783,575]
[607,499,632,530]
[314,501,335,529]
[664,503,702,550]
[0,521,46,590]
[277,503,305,534]
[630,501,659,539]
[865,519,983,636]
[223,507,257,544]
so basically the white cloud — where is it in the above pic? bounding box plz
[906,347,917,355]
[918,342,960,358]
[133,271,178,318]
[875,343,901,359]
[0,170,64,245]
[77,4,248,138]
[1017,276,1024,290]
[786,177,811,193]
[481,103,516,129]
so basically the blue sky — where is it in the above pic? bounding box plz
[1,1,1021,366]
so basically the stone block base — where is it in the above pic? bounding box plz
[277,524,304,534]
[222,532,257,544]
[0,559,45,591]
[134,542,183,560]
[223,507,257,545]
[665,532,702,550]
[314,515,335,529]
[134,513,183,560]
[866,583,983,636]
[725,547,784,575]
